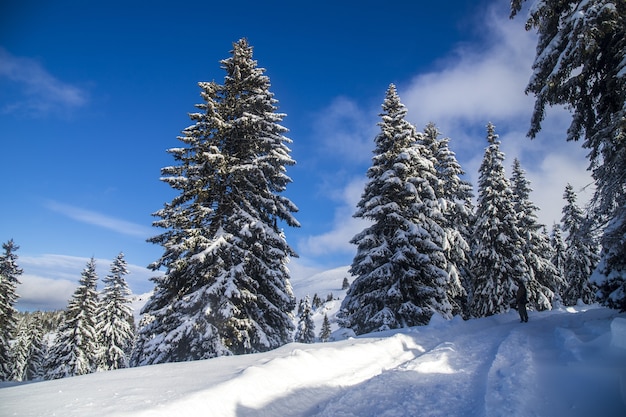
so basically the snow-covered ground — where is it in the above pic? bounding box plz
[2,267,626,417]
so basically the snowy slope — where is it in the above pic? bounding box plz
[1,268,626,417]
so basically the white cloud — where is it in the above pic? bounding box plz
[0,47,88,115]
[17,254,162,310]
[312,96,378,165]
[402,6,537,130]
[17,253,160,311]
[17,274,76,311]
[399,4,593,228]
[298,177,370,258]
[45,200,153,239]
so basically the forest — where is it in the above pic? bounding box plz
[0,0,624,382]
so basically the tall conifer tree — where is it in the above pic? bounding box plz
[339,85,451,335]
[561,184,598,305]
[470,124,528,317]
[97,252,134,370]
[550,223,567,301]
[133,39,299,365]
[46,258,100,379]
[422,123,474,317]
[294,296,315,344]
[510,158,564,310]
[0,239,22,381]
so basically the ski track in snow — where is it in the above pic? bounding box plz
[1,307,625,417]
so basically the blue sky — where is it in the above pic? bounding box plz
[1,0,594,311]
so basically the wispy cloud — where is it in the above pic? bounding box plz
[312,96,378,166]
[45,200,153,239]
[0,47,88,115]
[298,177,370,259]
[402,9,537,130]
[17,254,160,311]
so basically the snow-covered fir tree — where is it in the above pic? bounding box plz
[511,0,626,310]
[339,85,451,336]
[561,184,598,306]
[132,39,299,365]
[10,314,46,381]
[24,315,47,381]
[550,223,568,301]
[46,258,100,380]
[97,252,134,370]
[470,124,528,317]
[422,123,474,317]
[294,296,315,344]
[510,158,564,310]
[10,317,30,381]
[319,314,331,342]
[0,239,22,381]
[593,206,626,311]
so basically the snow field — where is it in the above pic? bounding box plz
[2,268,625,417]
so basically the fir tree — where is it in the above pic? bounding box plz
[10,317,30,381]
[550,223,567,301]
[470,124,528,317]
[24,314,47,381]
[319,314,331,342]
[46,258,100,379]
[97,252,134,370]
[511,0,626,310]
[294,296,315,344]
[339,85,451,336]
[133,39,298,365]
[10,314,46,381]
[312,294,322,309]
[341,277,350,290]
[510,158,564,310]
[593,206,626,311]
[0,239,22,381]
[561,184,598,306]
[422,123,474,317]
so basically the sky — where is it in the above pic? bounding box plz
[1,0,595,311]
[1,267,625,416]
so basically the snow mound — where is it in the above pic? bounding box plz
[611,317,626,350]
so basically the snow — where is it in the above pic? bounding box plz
[2,267,626,417]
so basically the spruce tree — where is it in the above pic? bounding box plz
[550,223,567,302]
[511,0,626,310]
[294,296,315,344]
[339,85,451,336]
[319,314,332,343]
[593,206,626,311]
[0,239,22,381]
[10,317,30,381]
[510,158,564,310]
[10,314,46,381]
[422,123,474,317]
[470,124,528,317]
[97,252,134,370]
[46,258,100,379]
[133,39,299,365]
[561,184,598,306]
[341,277,350,290]
[25,314,47,381]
